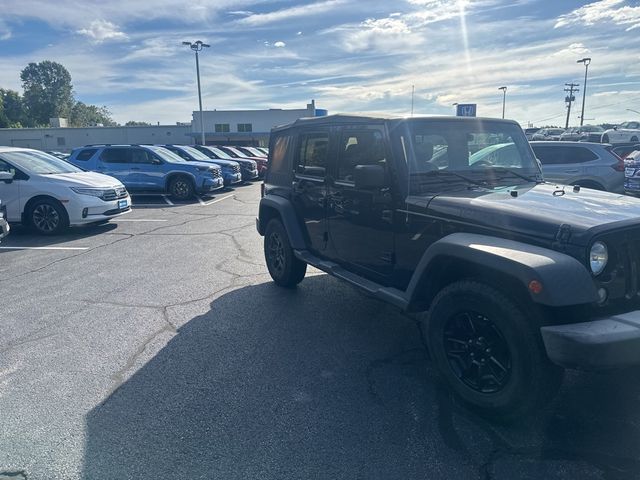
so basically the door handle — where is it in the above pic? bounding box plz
[564,169,579,174]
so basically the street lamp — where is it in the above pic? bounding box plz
[577,57,591,127]
[498,86,507,119]
[183,40,210,145]
[626,108,640,116]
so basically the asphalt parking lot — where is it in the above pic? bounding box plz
[1,181,640,480]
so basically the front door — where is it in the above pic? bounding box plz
[130,148,164,190]
[326,125,395,282]
[97,148,133,186]
[290,129,330,254]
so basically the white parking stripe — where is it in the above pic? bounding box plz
[0,246,89,251]
[162,195,174,206]
[110,219,168,222]
[202,194,234,206]
[196,196,206,206]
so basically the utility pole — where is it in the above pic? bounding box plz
[183,40,210,145]
[498,86,507,119]
[564,83,579,129]
[411,85,415,117]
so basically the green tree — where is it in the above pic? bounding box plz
[20,61,74,126]
[0,89,28,127]
[125,120,152,126]
[69,101,117,127]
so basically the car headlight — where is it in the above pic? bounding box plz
[70,187,109,198]
[590,241,608,275]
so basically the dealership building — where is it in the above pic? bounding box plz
[0,101,327,152]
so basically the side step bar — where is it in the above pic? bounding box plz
[294,249,409,310]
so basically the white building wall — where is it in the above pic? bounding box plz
[193,106,316,134]
[0,125,192,152]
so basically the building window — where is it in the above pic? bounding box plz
[237,123,252,132]
[57,137,66,146]
[215,124,230,133]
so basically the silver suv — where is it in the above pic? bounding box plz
[530,141,624,192]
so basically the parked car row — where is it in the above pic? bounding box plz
[526,121,640,145]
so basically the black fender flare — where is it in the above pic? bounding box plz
[406,233,598,308]
[257,195,307,250]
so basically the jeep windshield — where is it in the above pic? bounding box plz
[398,119,541,194]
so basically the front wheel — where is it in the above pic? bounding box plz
[168,176,195,200]
[422,280,563,421]
[264,219,306,288]
[29,199,68,235]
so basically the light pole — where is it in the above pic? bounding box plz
[498,86,507,119]
[183,40,210,145]
[577,57,591,127]
[626,108,640,115]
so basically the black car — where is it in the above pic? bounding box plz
[257,114,640,419]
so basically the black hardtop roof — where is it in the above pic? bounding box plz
[271,113,521,133]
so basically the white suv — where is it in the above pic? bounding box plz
[0,147,131,235]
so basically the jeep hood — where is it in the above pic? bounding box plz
[413,183,640,246]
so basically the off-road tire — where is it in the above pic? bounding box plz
[264,219,306,288]
[422,280,564,421]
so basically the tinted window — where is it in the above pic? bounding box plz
[532,146,564,165]
[532,146,598,164]
[100,148,131,164]
[337,129,386,182]
[296,132,329,178]
[75,148,97,161]
[0,150,82,174]
[270,134,291,173]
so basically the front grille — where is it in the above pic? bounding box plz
[596,230,640,302]
[233,164,241,174]
[102,187,128,201]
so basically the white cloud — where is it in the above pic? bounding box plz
[77,20,128,43]
[237,0,345,26]
[274,41,286,48]
[555,0,640,31]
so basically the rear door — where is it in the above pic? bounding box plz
[291,129,331,254]
[98,147,133,185]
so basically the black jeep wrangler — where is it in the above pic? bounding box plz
[257,114,640,418]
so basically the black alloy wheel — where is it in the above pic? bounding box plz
[30,199,67,235]
[443,310,512,394]
[169,176,195,200]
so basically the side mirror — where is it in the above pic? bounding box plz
[354,164,385,189]
[152,158,162,165]
[0,171,14,184]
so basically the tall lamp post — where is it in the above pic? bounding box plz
[577,57,591,127]
[183,40,210,145]
[626,108,640,115]
[498,86,507,119]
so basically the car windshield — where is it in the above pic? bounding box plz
[582,125,603,132]
[397,119,541,194]
[0,150,83,174]
[147,146,187,163]
[180,145,211,160]
[548,129,564,135]
[206,147,233,159]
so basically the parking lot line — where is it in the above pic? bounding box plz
[111,219,168,222]
[202,194,234,206]
[196,196,206,206]
[0,246,89,251]
[162,195,174,206]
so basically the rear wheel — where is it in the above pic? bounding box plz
[422,280,563,421]
[29,198,68,235]
[168,176,195,200]
[264,219,306,288]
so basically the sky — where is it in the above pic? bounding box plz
[0,0,639,127]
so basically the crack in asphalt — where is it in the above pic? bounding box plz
[0,471,28,479]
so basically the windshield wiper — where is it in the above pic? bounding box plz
[482,167,541,183]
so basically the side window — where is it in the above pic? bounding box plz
[532,146,564,165]
[75,149,97,161]
[337,129,386,182]
[270,134,291,173]
[171,148,191,161]
[568,147,598,163]
[100,148,131,164]
[0,159,27,180]
[296,132,329,178]
[131,148,156,164]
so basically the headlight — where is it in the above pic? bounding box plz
[70,187,109,198]
[590,241,608,275]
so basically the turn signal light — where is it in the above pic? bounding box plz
[528,280,543,295]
